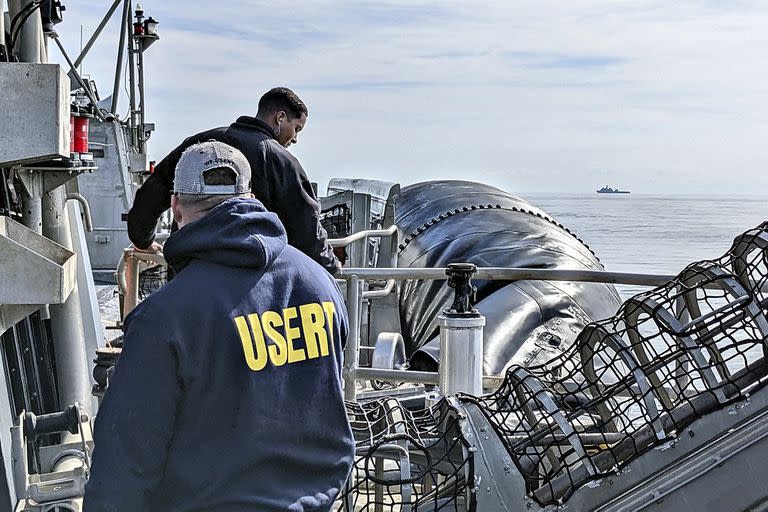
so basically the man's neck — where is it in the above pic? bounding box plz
[254,115,274,130]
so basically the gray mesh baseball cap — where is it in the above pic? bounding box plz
[173,141,251,195]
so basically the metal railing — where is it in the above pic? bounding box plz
[116,248,166,320]
[328,224,397,248]
[115,228,688,401]
[117,226,401,320]
[338,266,683,401]
[338,267,677,285]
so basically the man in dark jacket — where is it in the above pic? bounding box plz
[84,141,354,511]
[127,86,341,274]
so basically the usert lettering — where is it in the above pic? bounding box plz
[233,302,337,372]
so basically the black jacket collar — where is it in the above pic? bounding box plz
[231,116,276,139]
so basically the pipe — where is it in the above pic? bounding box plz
[126,0,137,146]
[121,251,139,320]
[329,225,397,248]
[0,1,5,54]
[362,279,395,299]
[340,266,762,292]
[66,192,93,232]
[111,0,130,114]
[343,276,361,401]
[8,0,43,63]
[354,367,439,386]
[43,188,92,418]
[116,248,166,295]
[353,367,506,389]
[115,251,127,294]
[136,26,147,152]
[51,35,105,121]
[19,189,43,234]
[340,267,677,287]
[72,0,124,70]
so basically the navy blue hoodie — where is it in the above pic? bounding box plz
[84,198,354,511]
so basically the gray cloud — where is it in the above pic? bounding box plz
[50,0,768,195]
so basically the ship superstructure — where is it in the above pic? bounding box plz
[2,3,768,512]
[597,185,631,194]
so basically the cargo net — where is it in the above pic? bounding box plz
[335,398,475,511]
[461,223,768,506]
[321,203,352,239]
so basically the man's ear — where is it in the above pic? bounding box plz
[171,194,183,225]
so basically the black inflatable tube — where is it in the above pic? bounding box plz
[394,181,622,374]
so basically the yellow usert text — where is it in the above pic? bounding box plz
[233,302,337,372]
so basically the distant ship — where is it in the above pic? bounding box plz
[596,185,630,194]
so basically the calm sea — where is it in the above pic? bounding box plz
[525,194,768,300]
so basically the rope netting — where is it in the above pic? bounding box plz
[461,223,768,505]
[336,399,475,511]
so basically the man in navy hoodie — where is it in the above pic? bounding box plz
[84,141,354,511]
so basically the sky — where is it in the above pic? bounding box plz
[50,1,768,195]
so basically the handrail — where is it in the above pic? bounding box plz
[115,242,674,345]
[328,225,398,248]
[66,193,93,232]
[362,279,396,299]
[339,267,676,287]
[116,248,166,293]
[113,238,693,401]
[117,248,167,320]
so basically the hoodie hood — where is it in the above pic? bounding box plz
[164,197,287,274]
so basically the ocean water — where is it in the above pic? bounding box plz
[525,194,767,300]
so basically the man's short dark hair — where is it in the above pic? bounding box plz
[257,87,308,119]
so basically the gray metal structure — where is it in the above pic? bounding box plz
[73,0,158,275]
[80,118,145,274]
[0,1,157,509]
[0,64,69,166]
